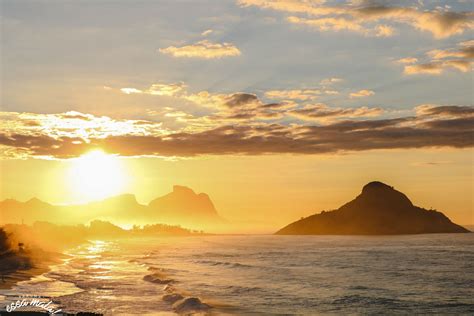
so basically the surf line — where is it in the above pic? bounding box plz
[5,297,62,314]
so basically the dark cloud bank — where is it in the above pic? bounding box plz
[1,105,472,159]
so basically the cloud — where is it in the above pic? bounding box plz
[117,81,336,115]
[119,83,186,97]
[116,83,287,124]
[183,91,290,124]
[411,161,452,167]
[101,82,472,154]
[224,93,259,107]
[353,5,474,39]
[460,39,474,47]
[427,46,474,60]
[159,40,241,59]
[265,89,321,100]
[238,1,474,38]
[0,111,167,145]
[401,40,473,75]
[260,101,296,110]
[288,104,384,122]
[121,88,143,94]
[1,105,472,159]
[184,91,260,110]
[201,29,213,36]
[264,80,343,101]
[350,89,375,98]
[324,90,339,95]
[164,110,194,119]
[404,60,471,74]
[121,86,291,126]
[415,104,474,117]
[287,16,394,37]
[320,77,343,85]
[374,24,395,37]
[396,57,418,64]
[287,15,365,33]
[146,83,186,96]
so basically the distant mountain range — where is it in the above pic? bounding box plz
[0,185,223,229]
[276,181,470,235]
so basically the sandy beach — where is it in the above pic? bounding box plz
[0,249,65,290]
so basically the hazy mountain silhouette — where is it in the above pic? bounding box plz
[0,185,223,229]
[80,193,148,220]
[276,181,470,235]
[0,198,57,223]
[149,185,219,220]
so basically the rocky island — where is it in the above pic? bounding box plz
[276,181,470,235]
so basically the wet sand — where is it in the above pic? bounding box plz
[0,311,102,315]
[0,250,65,290]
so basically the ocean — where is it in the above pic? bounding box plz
[1,234,473,315]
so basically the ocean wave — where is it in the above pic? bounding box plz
[160,284,213,314]
[192,252,239,258]
[332,294,402,308]
[431,302,474,310]
[223,285,263,295]
[139,263,183,275]
[348,285,369,290]
[193,259,252,269]
[143,272,174,284]
[172,297,212,314]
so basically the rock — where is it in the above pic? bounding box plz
[163,284,175,293]
[143,273,173,284]
[162,293,184,304]
[172,297,211,314]
[276,181,470,235]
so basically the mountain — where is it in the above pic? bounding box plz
[0,198,58,224]
[82,193,147,220]
[276,181,470,235]
[0,185,222,229]
[149,185,220,224]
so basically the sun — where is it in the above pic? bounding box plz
[68,150,127,202]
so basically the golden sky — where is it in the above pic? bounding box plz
[0,0,473,231]
[1,148,472,231]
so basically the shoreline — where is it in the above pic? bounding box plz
[0,312,102,315]
[0,250,66,290]
[0,246,104,316]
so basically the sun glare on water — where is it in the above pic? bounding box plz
[68,150,127,202]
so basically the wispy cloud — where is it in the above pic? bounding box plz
[118,83,186,96]
[114,84,292,127]
[145,83,187,96]
[401,41,473,75]
[287,16,394,37]
[320,77,343,85]
[396,57,418,64]
[404,60,471,75]
[238,0,474,38]
[288,104,383,122]
[350,89,375,98]
[120,88,143,94]
[201,29,213,36]
[159,40,241,59]
[411,161,452,167]
[415,104,474,117]
[265,89,322,101]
